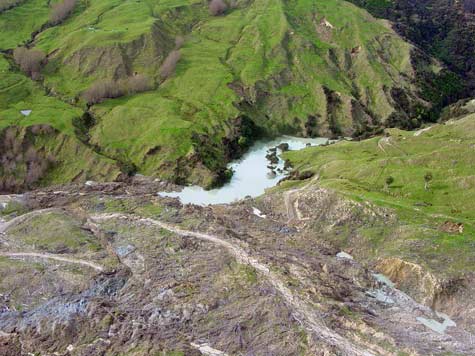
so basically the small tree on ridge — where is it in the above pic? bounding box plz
[159,50,181,80]
[50,0,77,25]
[13,47,46,79]
[209,0,227,16]
[385,176,394,190]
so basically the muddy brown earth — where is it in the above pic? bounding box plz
[0,178,474,355]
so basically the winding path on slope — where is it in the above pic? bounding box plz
[90,213,374,356]
[0,252,104,271]
[377,137,389,154]
[0,208,104,271]
[0,208,60,234]
[377,136,407,156]
[283,175,320,223]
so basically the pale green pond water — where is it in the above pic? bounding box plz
[159,136,329,205]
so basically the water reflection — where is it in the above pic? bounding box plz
[159,136,328,205]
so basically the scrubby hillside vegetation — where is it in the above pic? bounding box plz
[348,0,475,95]
[0,0,461,190]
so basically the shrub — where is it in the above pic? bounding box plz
[424,172,433,190]
[175,36,185,49]
[3,128,16,148]
[82,79,124,105]
[30,124,54,135]
[209,0,227,15]
[25,160,47,185]
[159,50,181,80]
[83,75,152,104]
[13,47,45,79]
[385,176,394,188]
[50,0,77,25]
[238,136,248,147]
[24,146,39,162]
[0,0,23,12]
[126,74,151,94]
[0,126,56,192]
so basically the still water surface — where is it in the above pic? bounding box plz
[159,136,328,205]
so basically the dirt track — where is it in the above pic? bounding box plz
[90,213,375,356]
[0,252,104,271]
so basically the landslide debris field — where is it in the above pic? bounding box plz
[0,174,474,355]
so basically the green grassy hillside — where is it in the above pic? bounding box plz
[0,0,440,188]
[0,54,121,192]
[283,112,475,276]
[0,55,79,133]
[0,0,51,49]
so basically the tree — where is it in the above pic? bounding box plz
[82,79,124,105]
[13,47,46,79]
[50,0,77,25]
[159,50,181,80]
[424,172,433,190]
[83,75,151,104]
[209,0,227,15]
[174,36,184,49]
[126,74,151,94]
[385,176,394,189]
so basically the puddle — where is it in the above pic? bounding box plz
[373,273,395,288]
[367,289,395,304]
[416,312,457,334]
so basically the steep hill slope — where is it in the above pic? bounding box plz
[348,0,475,96]
[1,0,441,188]
[282,106,475,318]
[0,55,121,192]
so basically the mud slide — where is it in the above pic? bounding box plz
[90,213,374,356]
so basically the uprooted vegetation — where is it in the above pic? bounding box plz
[0,182,473,354]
